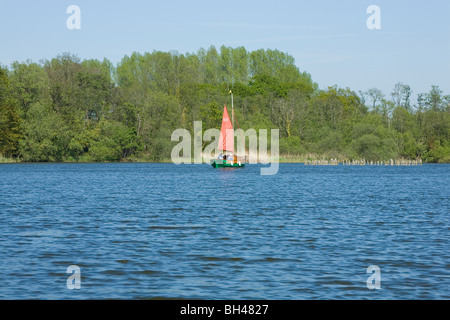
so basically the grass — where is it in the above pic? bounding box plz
[0,152,435,164]
[0,155,20,163]
[278,154,313,163]
[278,153,349,163]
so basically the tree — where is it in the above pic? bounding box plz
[391,82,412,110]
[204,46,220,84]
[366,88,384,111]
[0,67,22,157]
[88,119,139,161]
[9,61,51,117]
[2,47,449,163]
[426,85,444,111]
[18,102,70,161]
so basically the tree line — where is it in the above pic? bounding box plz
[0,46,449,163]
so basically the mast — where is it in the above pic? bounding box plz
[230,90,235,156]
[230,90,234,129]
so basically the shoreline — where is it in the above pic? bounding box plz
[1,159,447,165]
[1,152,444,165]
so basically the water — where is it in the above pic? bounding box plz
[0,163,448,299]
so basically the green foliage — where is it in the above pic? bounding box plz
[18,102,70,161]
[424,140,450,163]
[0,67,22,157]
[87,119,138,161]
[200,102,222,130]
[2,47,449,163]
[280,136,305,155]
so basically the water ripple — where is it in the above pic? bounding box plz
[0,163,448,299]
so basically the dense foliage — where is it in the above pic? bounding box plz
[0,46,449,162]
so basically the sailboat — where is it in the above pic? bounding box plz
[211,91,245,168]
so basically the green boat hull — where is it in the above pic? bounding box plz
[211,159,245,168]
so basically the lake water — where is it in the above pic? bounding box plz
[0,163,448,299]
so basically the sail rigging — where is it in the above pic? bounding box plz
[210,91,245,168]
[218,104,234,152]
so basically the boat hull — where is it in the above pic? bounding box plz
[211,159,245,168]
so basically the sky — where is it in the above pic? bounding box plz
[1,0,449,100]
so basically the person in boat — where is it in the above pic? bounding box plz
[218,153,223,160]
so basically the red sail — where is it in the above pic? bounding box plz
[218,104,234,152]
